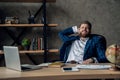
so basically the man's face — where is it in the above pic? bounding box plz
[78,24,91,37]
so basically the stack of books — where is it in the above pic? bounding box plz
[30,37,43,50]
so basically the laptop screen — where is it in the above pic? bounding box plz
[3,46,22,71]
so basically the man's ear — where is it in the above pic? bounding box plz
[77,28,81,34]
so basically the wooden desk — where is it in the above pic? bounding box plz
[0,64,120,80]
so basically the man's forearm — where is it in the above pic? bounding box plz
[58,26,77,42]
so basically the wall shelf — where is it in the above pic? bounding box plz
[0,0,56,3]
[0,49,59,54]
[0,0,58,63]
[0,24,58,27]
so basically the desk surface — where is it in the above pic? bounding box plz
[0,64,120,80]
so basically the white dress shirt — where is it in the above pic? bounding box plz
[66,26,89,64]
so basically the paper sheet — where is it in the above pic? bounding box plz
[76,64,112,69]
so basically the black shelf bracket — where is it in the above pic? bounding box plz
[43,0,48,63]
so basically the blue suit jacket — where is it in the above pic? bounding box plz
[59,27,108,63]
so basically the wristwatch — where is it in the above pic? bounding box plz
[91,57,95,63]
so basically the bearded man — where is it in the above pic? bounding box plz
[59,21,108,64]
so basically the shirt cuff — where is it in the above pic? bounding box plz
[72,26,78,33]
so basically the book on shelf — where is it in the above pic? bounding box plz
[48,62,65,68]
[37,37,40,50]
[30,37,36,50]
[38,37,43,50]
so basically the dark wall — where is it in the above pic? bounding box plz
[0,0,120,65]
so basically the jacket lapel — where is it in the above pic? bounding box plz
[84,38,92,56]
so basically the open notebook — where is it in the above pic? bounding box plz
[3,46,41,71]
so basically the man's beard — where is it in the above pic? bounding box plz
[79,32,90,37]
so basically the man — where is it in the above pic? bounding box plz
[59,21,108,64]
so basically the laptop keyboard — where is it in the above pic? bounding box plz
[21,66,31,70]
[21,64,41,70]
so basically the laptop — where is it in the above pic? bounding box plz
[3,46,41,71]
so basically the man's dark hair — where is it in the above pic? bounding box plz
[80,21,92,30]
